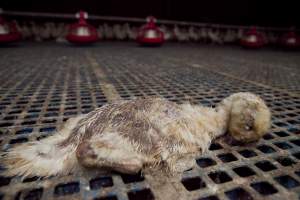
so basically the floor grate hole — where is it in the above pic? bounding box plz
[54,182,80,196]
[292,152,300,160]
[23,188,43,200]
[275,157,296,166]
[255,161,277,172]
[288,127,300,134]
[90,176,113,190]
[273,131,289,137]
[196,157,217,168]
[274,142,293,150]
[217,153,238,163]
[238,149,257,158]
[44,113,58,117]
[257,145,276,154]
[120,172,144,184]
[290,139,300,146]
[9,137,28,144]
[94,196,118,200]
[8,111,21,114]
[225,187,253,200]
[181,177,206,191]
[15,128,33,135]
[24,114,39,119]
[287,113,297,117]
[198,195,219,200]
[39,127,56,132]
[263,134,274,140]
[208,171,232,184]
[0,176,11,187]
[0,122,14,127]
[233,166,256,177]
[3,116,18,120]
[21,121,36,125]
[128,188,154,200]
[274,122,288,127]
[24,114,38,119]
[209,143,223,150]
[274,175,300,189]
[251,181,278,196]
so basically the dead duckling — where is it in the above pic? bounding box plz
[1,92,271,178]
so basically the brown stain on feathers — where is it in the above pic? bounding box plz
[60,98,182,155]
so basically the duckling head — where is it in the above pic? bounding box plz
[227,93,271,143]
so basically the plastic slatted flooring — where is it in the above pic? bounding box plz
[0,42,300,200]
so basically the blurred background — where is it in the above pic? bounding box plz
[1,0,299,26]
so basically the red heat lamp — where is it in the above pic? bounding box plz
[66,11,99,44]
[280,31,299,49]
[240,27,265,48]
[0,15,21,44]
[137,16,164,46]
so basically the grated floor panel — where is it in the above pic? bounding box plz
[0,42,300,200]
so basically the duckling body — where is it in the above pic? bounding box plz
[75,97,224,174]
[2,93,271,178]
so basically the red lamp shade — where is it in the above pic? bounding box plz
[0,16,21,44]
[240,27,265,48]
[137,16,164,46]
[66,11,99,44]
[280,31,299,49]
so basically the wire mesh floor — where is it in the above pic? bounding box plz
[0,42,300,200]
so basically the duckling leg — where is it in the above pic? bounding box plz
[76,140,143,174]
[166,155,196,173]
[174,157,196,172]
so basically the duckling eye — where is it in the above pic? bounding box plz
[245,125,253,131]
[244,116,254,131]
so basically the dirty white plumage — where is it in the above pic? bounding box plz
[1,92,271,178]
